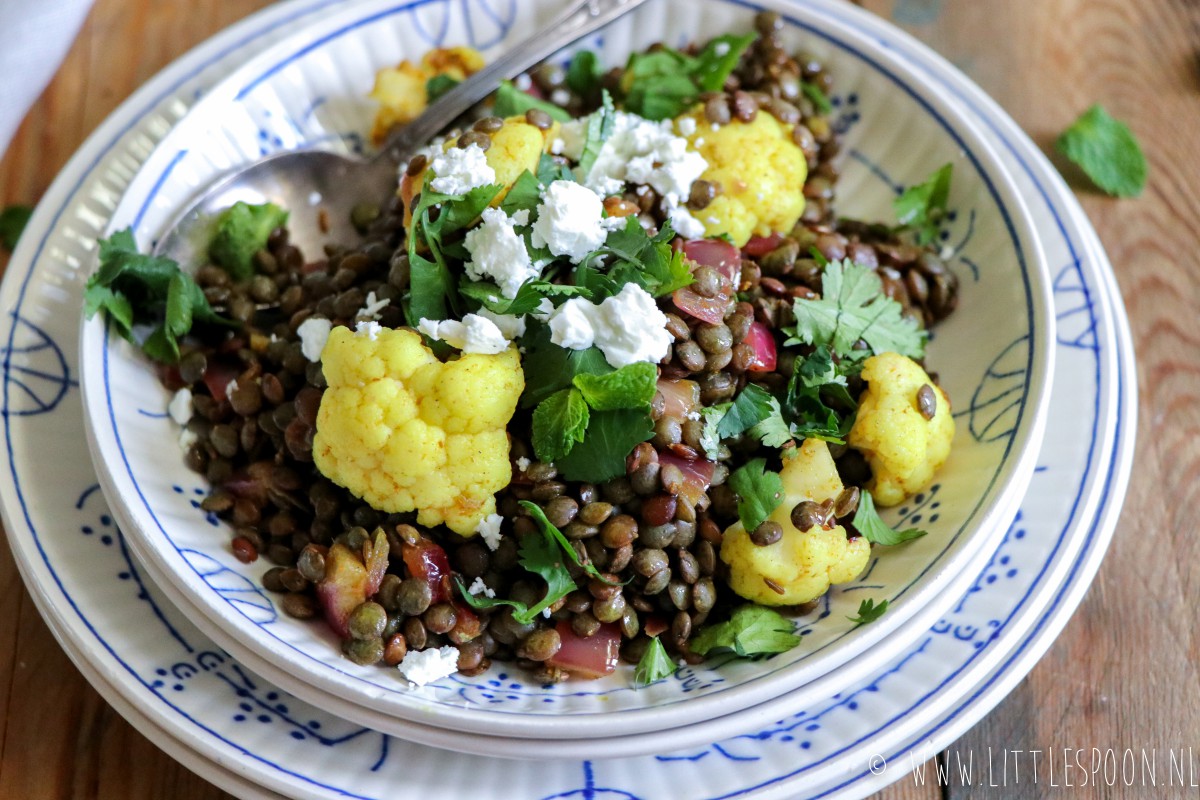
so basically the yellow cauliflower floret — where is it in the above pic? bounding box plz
[313,326,523,536]
[678,109,808,246]
[399,116,561,224]
[369,47,485,143]
[720,439,870,605]
[848,352,954,507]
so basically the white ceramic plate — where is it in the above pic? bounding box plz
[0,0,1127,796]
[77,0,1053,742]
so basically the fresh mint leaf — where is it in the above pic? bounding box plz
[532,387,590,462]
[577,90,616,177]
[728,458,784,532]
[801,82,833,115]
[622,49,698,120]
[572,361,657,411]
[555,408,654,483]
[405,251,456,326]
[691,605,800,657]
[566,50,602,98]
[853,490,927,546]
[1055,104,1147,198]
[208,201,288,281]
[454,519,577,624]
[426,73,459,102]
[433,183,503,236]
[519,323,613,408]
[520,501,622,585]
[0,204,32,251]
[894,163,952,246]
[848,597,889,626]
[493,80,571,121]
[692,33,755,93]
[788,259,926,359]
[634,636,676,687]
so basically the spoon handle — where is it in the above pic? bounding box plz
[378,0,652,164]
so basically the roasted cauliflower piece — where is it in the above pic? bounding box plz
[369,46,485,143]
[678,108,808,246]
[848,352,954,507]
[399,115,560,222]
[720,439,870,605]
[312,326,523,536]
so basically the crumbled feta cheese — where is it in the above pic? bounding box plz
[397,645,461,687]
[514,73,533,91]
[357,290,389,321]
[515,456,531,472]
[417,314,511,355]
[467,576,496,599]
[530,180,610,263]
[297,317,332,362]
[550,137,565,155]
[667,206,706,239]
[677,116,697,136]
[548,284,672,368]
[475,513,503,550]
[168,388,193,426]
[429,143,495,195]
[464,207,540,298]
[541,607,552,619]
[550,88,571,107]
[476,308,526,340]
[355,320,382,340]
[714,41,730,56]
[533,298,556,320]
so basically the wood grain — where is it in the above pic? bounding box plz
[1,0,1195,798]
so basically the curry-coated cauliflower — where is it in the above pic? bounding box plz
[848,352,954,507]
[677,108,808,246]
[369,46,485,143]
[720,439,870,605]
[312,326,523,536]
[399,115,561,223]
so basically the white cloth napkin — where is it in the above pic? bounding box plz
[0,1,95,159]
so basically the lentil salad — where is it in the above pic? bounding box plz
[89,12,961,687]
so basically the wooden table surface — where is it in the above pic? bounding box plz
[0,0,1195,797]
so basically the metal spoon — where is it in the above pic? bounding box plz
[154,0,649,266]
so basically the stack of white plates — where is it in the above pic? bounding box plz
[0,0,1134,797]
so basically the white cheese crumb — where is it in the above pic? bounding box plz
[467,576,496,599]
[297,317,332,362]
[355,320,382,341]
[548,284,672,368]
[514,73,533,91]
[307,191,322,206]
[533,298,556,320]
[475,308,526,340]
[515,456,531,472]
[694,137,705,147]
[677,117,697,136]
[541,607,551,619]
[711,122,720,132]
[429,143,496,195]
[397,645,461,687]
[714,41,731,56]
[168,388,193,426]
[940,244,955,260]
[475,513,503,551]
[550,137,565,155]
[417,314,511,355]
[550,88,571,107]
[464,207,540,298]
[357,290,390,321]
[530,180,610,264]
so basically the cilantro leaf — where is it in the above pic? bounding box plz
[727,458,784,532]
[532,388,590,462]
[692,33,756,92]
[0,204,32,251]
[519,324,612,408]
[577,90,616,177]
[716,383,777,438]
[572,362,657,411]
[207,201,289,281]
[781,345,857,445]
[405,251,457,326]
[853,490,927,546]
[520,501,622,585]
[84,227,230,363]
[789,259,926,359]
[454,521,577,624]
[537,152,575,185]
[691,605,800,657]
[749,407,794,448]
[493,80,571,122]
[1055,104,1147,198]
[499,169,542,217]
[894,163,952,246]
[848,597,889,627]
[578,218,692,299]
[801,82,833,115]
[566,50,601,98]
[634,636,677,687]
[425,73,459,102]
[460,278,590,316]
[555,408,654,483]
